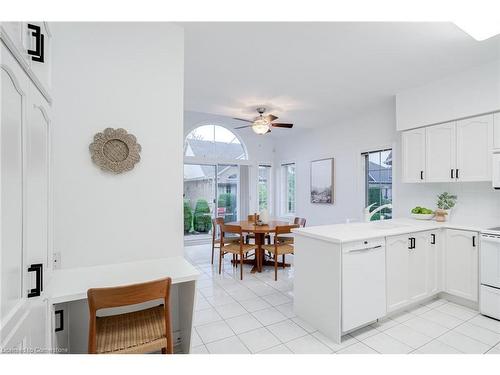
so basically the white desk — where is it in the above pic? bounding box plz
[46,256,199,354]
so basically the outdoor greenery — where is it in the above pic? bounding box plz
[437,192,457,210]
[183,199,193,233]
[193,199,212,233]
[218,193,237,222]
[368,185,392,221]
[258,184,268,210]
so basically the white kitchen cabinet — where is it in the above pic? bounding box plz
[427,231,441,295]
[445,229,478,302]
[386,234,410,311]
[494,112,500,150]
[425,122,455,182]
[402,128,426,183]
[456,115,493,181]
[408,232,429,302]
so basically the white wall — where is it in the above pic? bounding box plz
[274,99,500,226]
[396,60,500,130]
[51,23,184,268]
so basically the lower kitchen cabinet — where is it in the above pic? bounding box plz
[386,230,439,312]
[445,229,479,302]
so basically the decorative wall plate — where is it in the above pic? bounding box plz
[89,128,141,174]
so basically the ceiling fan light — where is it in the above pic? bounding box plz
[252,118,270,135]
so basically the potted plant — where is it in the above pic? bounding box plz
[436,192,457,222]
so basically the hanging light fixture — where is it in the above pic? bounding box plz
[252,116,270,135]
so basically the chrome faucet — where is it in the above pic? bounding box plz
[364,203,393,222]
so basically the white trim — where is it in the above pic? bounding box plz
[0,25,52,104]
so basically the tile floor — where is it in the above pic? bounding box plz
[185,244,500,354]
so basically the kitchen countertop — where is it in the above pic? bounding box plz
[292,217,500,244]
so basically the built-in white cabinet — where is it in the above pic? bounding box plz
[445,229,478,302]
[386,230,438,312]
[402,114,494,183]
[401,128,426,183]
[493,113,500,150]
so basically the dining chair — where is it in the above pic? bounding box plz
[87,278,173,354]
[277,217,306,244]
[245,214,271,245]
[211,217,239,264]
[262,225,295,281]
[219,224,258,280]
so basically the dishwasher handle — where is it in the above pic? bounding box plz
[345,245,383,254]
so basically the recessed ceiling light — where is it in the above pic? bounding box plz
[454,20,500,41]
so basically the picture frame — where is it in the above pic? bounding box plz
[310,158,334,204]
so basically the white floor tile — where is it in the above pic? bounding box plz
[205,293,237,307]
[194,297,212,311]
[285,334,333,354]
[225,313,263,335]
[362,332,413,354]
[239,297,272,313]
[238,327,281,353]
[389,310,416,323]
[252,306,288,326]
[452,322,500,346]
[402,316,449,338]
[193,307,222,326]
[258,344,293,354]
[291,317,318,333]
[469,315,500,333]
[423,298,448,309]
[214,301,248,319]
[437,331,491,354]
[191,330,203,347]
[370,317,399,332]
[415,340,462,354]
[384,324,433,349]
[349,325,379,340]
[261,292,292,306]
[420,309,464,329]
[249,283,278,297]
[312,332,358,352]
[486,347,500,354]
[206,336,250,354]
[267,319,308,343]
[191,345,209,354]
[195,320,235,344]
[274,302,296,318]
[435,302,478,320]
[407,305,431,315]
[227,288,259,302]
[337,342,378,354]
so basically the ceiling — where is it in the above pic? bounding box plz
[183,22,500,133]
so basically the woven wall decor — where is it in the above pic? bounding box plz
[89,128,141,174]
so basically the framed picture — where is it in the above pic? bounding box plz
[310,158,334,204]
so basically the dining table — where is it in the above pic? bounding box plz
[226,219,298,273]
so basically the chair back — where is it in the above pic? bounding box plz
[220,224,243,245]
[294,217,306,227]
[212,217,225,240]
[275,225,294,236]
[248,214,259,221]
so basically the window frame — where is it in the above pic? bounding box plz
[362,148,393,221]
[281,162,296,216]
[258,164,272,213]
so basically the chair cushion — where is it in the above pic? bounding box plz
[96,305,167,354]
[261,243,294,255]
[276,235,294,244]
[222,243,257,254]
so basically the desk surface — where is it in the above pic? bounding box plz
[47,256,199,304]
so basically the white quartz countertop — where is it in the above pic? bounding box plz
[292,217,499,244]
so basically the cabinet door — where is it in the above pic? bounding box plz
[386,234,410,312]
[456,115,493,182]
[494,113,500,151]
[445,230,478,302]
[408,232,429,302]
[425,122,456,182]
[427,231,441,295]
[402,128,426,183]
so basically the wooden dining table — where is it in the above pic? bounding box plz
[226,220,298,273]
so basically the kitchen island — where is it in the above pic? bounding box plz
[292,218,496,344]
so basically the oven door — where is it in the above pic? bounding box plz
[481,234,500,288]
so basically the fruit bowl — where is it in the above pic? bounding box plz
[411,213,435,220]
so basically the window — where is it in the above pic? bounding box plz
[184,125,247,160]
[258,165,271,211]
[282,163,296,215]
[363,149,392,221]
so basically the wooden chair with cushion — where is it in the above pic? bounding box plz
[277,217,306,244]
[219,224,258,280]
[87,278,173,354]
[262,225,295,281]
[211,217,239,264]
[245,214,271,245]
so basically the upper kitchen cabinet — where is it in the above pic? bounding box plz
[402,128,426,183]
[425,122,455,183]
[456,115,493,181]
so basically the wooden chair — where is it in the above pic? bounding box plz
[87,278,173,354]
[277,217,306,244]
[245,214,271,245]
[219,224,258,280]
[262,226,295,281]
[211,217,239,264]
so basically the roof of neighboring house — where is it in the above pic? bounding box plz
[368,161,392,184]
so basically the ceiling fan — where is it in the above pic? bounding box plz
[233,107,293,135]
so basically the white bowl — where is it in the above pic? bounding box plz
[411,213,435,220]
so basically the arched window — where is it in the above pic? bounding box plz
[184,125,247,160]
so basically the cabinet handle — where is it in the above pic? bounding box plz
[431,233,436,245]
[456,169,459,179]
[27,24,45,63]
[27,263,43,298]
[420,171,424,180]
[473,235,476,247]
[408,238,412,249]
[451,169,454,179]
[408,237,415,249]
[55,310,64,332]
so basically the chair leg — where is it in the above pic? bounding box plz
[274,252,278,281]
[162,348,167,354]
[211,243,214,265]
[282,254,285,269]
[219,251,223,274]
[240,252,243,280]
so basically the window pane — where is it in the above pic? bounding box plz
[258,165,271,211]
[286,164,296,214]
[185,125,247,160]
[364,149,392,221]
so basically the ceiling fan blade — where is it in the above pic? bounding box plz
[271,123,293,128]
[265,114,278,122]
[266,129,271,133]
[232,117,253,123]
[234,125,253,129]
